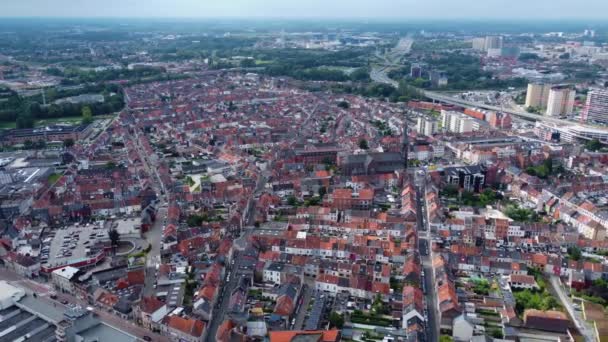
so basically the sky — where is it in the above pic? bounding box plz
[1,0,607,20]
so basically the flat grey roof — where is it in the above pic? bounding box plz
[77,323,137,342]
[18,294,66,323]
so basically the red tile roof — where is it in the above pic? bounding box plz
[269,330,340,342]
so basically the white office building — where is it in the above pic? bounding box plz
[583,88,608,124]
[441,110,479,134]
[416,116,438,136]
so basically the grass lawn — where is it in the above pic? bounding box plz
[35,117,83,126]
[47,173,62,184]
[255,59,274,65]
[0,121,16,129]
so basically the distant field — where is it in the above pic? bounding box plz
[0,114,116,131]
[0,121,16,129]
[35,117,83,126]
[255,59,273,65]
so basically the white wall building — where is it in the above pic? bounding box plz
[52,266,80,293]
[546,85,575,117]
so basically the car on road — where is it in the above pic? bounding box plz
[60,299,69,305]
[142,336,152,341]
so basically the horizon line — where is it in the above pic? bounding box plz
[0,15,606,22]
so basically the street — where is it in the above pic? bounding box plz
[144,205,167,296]
[204,252,245,342]
[416,180,439,342]
[293,282,313,330]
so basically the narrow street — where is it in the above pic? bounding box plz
[416,180,439,342]
[144,206,167,296]
[205,251,245,342]
[293,283,313,330]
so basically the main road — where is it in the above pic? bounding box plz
[422,90,608,130]
[370,35,413,88]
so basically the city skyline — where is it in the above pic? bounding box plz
[1,0,608,19]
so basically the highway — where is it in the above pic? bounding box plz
[370,35,413,88]
[422,90,607,129]
[368,35,608,134]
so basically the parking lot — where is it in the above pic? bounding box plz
[41,222,108,269]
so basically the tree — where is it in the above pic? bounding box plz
[16,102,35,128]
[479,189,497,206]
[34,140,46,150]
[543,158,553,174]
[63,138,75,148]
[81,106,93,125]
[337,101,350,109]
[318,186,327,198]
[287,196,299,206]
[328,311,344,329]
[519,53,541,61]
[526,106,541,114]
[568,246,582,261]
[505,205,537,222]
[240,59,256,68]
[439,336,453,342]
[586,139,604,152]
[108,229,120,254]
[441,184,459,198]
[359,139,369,150]
[371,294,387,315]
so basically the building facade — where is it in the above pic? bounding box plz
[582,88,608,124]
[546,85,575,117]
[525,83,551,109]
[416,117,438,136]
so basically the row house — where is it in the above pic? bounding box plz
[3,252,40,278]
[402,285,425,330]
[433,255,461,330]
[136,296,169,332]
[314,273,390,300]
[161,315,207,342]
[263,261,303,285]
[326,188,374,210]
